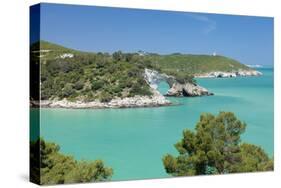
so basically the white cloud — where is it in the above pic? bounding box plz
[187,13,217,34]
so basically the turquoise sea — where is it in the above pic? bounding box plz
[32,68,274,181]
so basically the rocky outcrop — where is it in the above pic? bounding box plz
[166,82,213,97]
[144,69,175,89]
[144,69,213,97]
[194,69,262,78]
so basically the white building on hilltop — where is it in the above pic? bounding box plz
[60,53,74,59]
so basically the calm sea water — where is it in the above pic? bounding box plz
[33,68,274,181]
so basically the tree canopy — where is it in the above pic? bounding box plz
[162,112,273,176]
[30,138,113,185]
[38,45,153,102]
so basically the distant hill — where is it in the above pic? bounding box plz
[30,40,255,102]
[145,54,251,76]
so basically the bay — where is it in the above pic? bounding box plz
[35,68,274,181]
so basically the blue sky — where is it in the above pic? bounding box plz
[34,3,273,65]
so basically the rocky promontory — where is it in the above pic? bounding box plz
[32,69,214,109]
[32,68,262,109]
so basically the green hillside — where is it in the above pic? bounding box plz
[144,53,251,76]
[30,41,254,102]
[31,40,74,51]
[31,41,153,102]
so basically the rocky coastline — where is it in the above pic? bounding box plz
[32,96,171,109]
[31,87,172,109]
[194,69,262,78]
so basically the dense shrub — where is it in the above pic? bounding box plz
[74,80,84,90]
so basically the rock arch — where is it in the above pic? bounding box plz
[144,69,213,97]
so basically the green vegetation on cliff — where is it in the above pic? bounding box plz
[32,41,153,101]
[31,41,254,101]
[30,138,113,185]
[162,112,273,176]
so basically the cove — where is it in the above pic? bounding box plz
[33,68,273,181]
